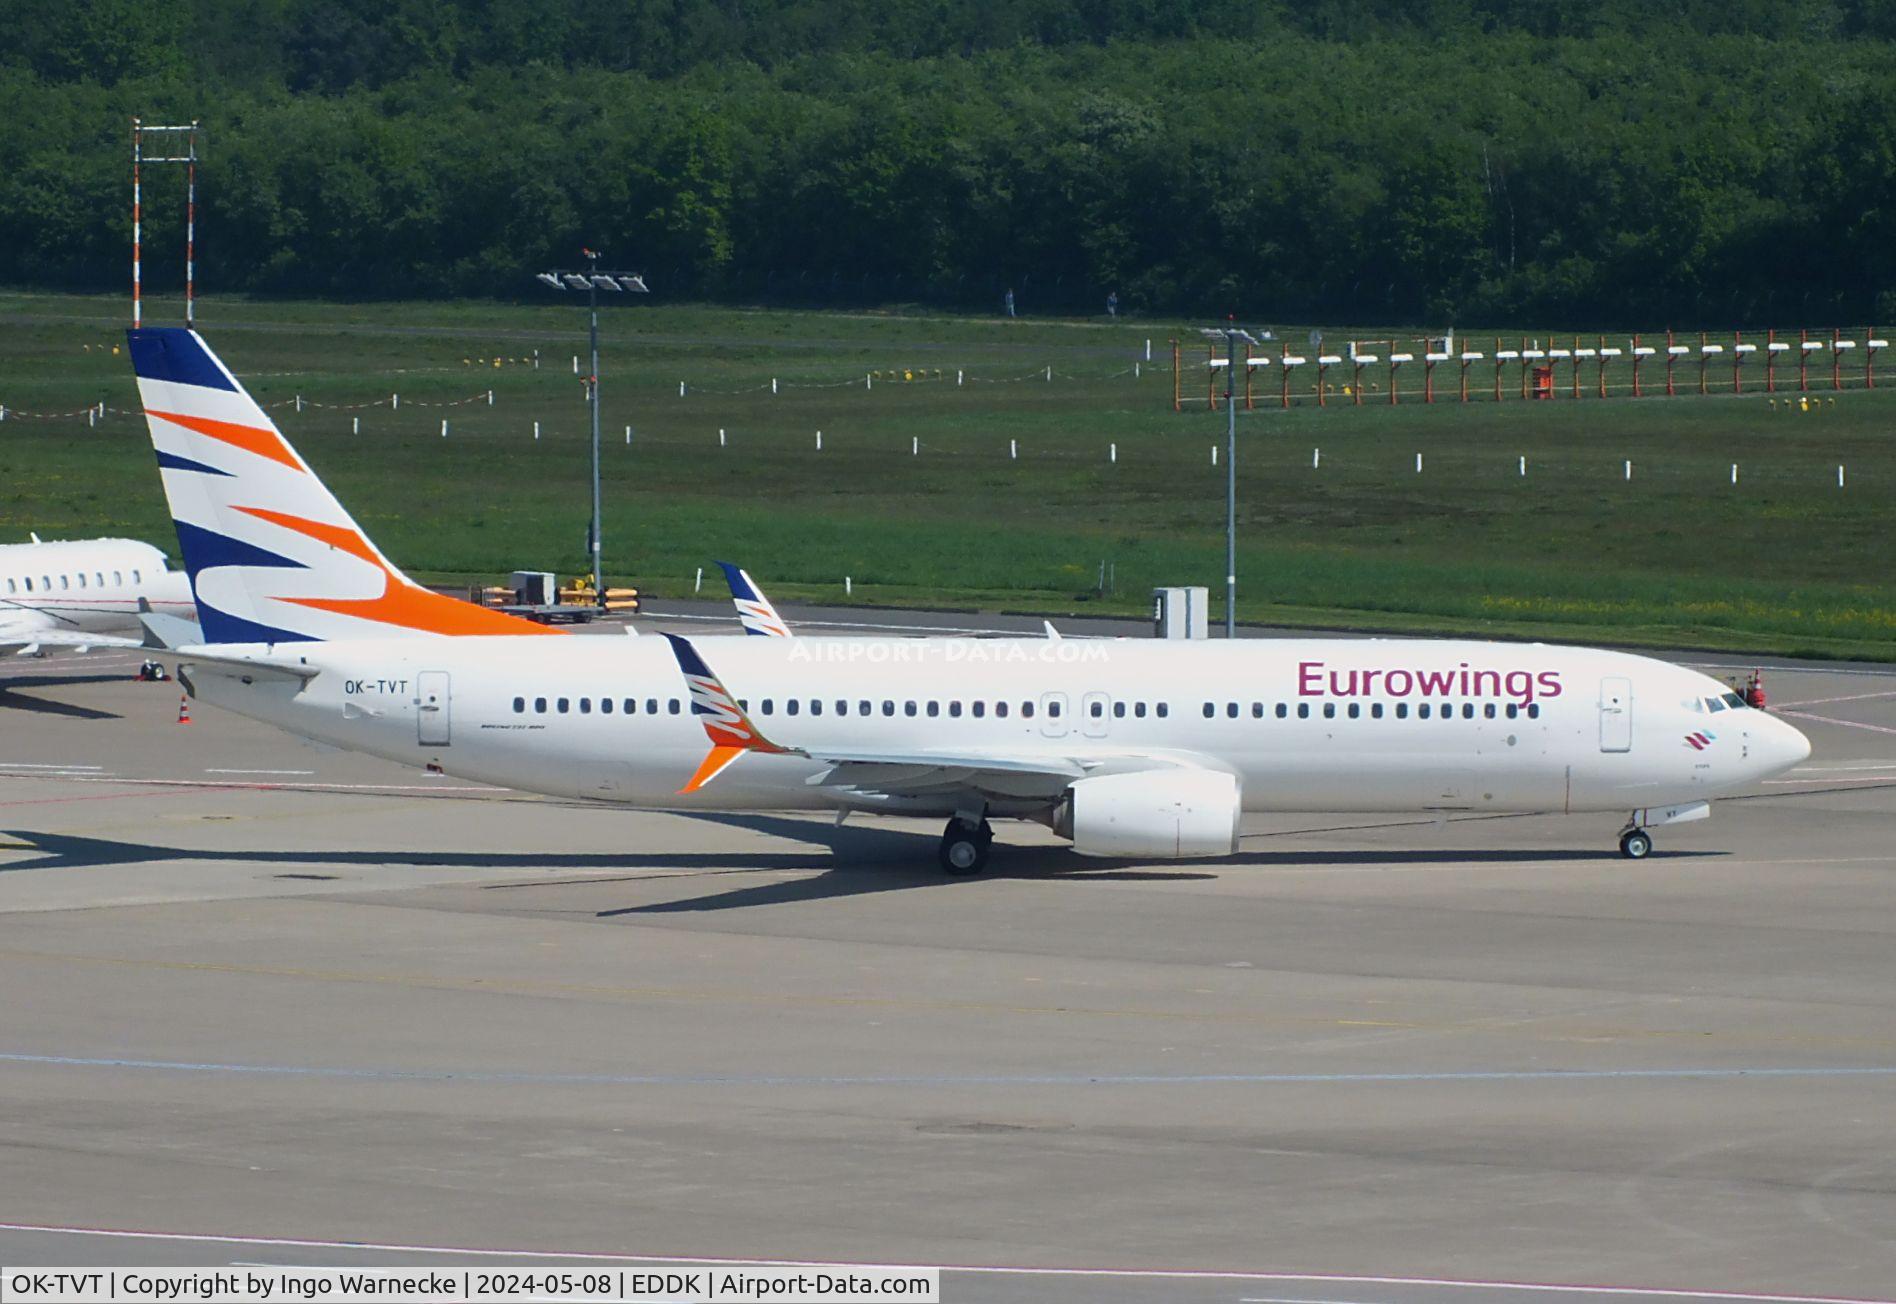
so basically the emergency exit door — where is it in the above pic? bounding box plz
[417,671,451,746]
[1599,676,1631,753]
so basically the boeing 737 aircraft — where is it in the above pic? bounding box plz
[129,327,1811,873]
[0,534,195,654]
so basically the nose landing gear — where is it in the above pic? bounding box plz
[939,816,994,875]
[1618,827,1653,859]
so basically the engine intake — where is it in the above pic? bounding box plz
[1063,769,1241,859]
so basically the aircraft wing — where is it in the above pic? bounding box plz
[661,632,1205,802]
[0,608,145,655]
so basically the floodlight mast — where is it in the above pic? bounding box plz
[536,251,649,608]
[1200,321,1259,638]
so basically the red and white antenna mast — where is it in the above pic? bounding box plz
[131,117,201,328]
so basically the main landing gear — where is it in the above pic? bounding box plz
[939,816,994,875]
[1618,826,1653,859]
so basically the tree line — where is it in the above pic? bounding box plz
[1,0,1893,325]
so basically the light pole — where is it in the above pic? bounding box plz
[535,255,649,607]
[1200,323,1259,638]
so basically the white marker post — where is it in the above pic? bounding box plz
[1313,447,1320,469]
[679,381,686,397]
[440,419,448,437]
[534,421,540,440]
[719,428,726,447]
[1731,463,1739,485]
[1416,452,1423,473]
[772,378,778,395]
[1045,365,1052,382]
[352,417,359,434]
[1625,460,1632,480]
[487,390,493,406]
[1519,455,1526,476]
[1110,443,1117,463]
[957,369,964,386]
[1010,439,1017,459]
[295,395,303,413]
[695,567,703,594]
[1839,464,1846,488]
[816,430,823,451]
[624,425,631,445]
[392,393,399,410]
[1212,444,1218,466]
[845,576,853,595]
[911,436,918,456]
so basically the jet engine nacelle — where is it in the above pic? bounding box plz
[1063,768,1241,859]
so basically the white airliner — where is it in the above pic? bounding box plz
[0,534,195,654]
[129,327,1811,873]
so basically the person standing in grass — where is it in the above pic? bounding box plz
[1107,291,1118,318]
[1004,287,1015,318]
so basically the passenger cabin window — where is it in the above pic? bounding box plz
[1022,702,1035,719]
[1297,703,1310,719]
[1226,702,1238,718]
[1396,703,1408,719]
[579,698,591,714]
[1419,704,1431,719]
[996,702,1009,719]
[786,700,799,716]
[882,700,895,716]
[1527,704,1541,719]
[668,699,680,714]
[59,575,68,590]
[556,698,570,713]
[905,701,917,717]
[534,697,547,713]
[133,570,141,583]
[601,698,613,714]
[1048,701,1061,718]
[1134,702,1146,718]
[761,699,774,715]
[1347,703,1360,719]
[974,702,987,718]
[113,571,122,585]
[1113,702,1126,719]
[925,702,938,718]
[859,700,871,716]
[1371,703,1384,719]
[950,701,963,718]
[1322,703,1336,719]
[1275,703,1287,718]
[5,579,13,594]
[1156,703,1168,718]
[1202,703,1214,719]
[95,572,104,586]
[76,574,86,588]
[646,698,658,715]
[512,697,525,713]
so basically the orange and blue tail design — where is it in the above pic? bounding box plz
[127,328,557,644]
[662,633,793,792]
[717,561,792,638]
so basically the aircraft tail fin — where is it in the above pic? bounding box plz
[717,561,793,638]
[127,328,558,644]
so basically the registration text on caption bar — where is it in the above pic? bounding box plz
[1,1267,940,1304]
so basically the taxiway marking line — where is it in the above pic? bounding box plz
[1778,710,1896,736]
[5,1050,1895,1090]
[0,1222,1883,1303]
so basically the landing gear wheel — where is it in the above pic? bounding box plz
[1619,829,1652,860]
[939,818,992,876]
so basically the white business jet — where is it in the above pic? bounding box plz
[0,534,195,654]
[129,327,1810,873]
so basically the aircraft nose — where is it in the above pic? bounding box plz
[1761,716,1811,776]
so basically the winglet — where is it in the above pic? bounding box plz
[662,633,796,792]
[717,561,793,637]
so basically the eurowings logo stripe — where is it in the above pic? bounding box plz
[1685,730,1717,750]
[663,633,793,792]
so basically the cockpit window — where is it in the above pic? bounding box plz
[1721,692,1747,709]
[1707,697,1726,712]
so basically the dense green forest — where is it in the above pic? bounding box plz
[2,0,1893,324]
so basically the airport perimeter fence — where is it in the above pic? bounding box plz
[1182,326,1890,411]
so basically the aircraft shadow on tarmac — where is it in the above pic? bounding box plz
[0,817,1717,914]
[0,672,127,721]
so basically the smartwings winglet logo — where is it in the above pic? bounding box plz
[1684,730,1717,751]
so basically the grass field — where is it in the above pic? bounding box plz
[2,291,1892,658]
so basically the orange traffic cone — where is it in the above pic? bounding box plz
[176,693,192,725]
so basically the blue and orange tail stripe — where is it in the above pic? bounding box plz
[662,633,793,792]
[130,327,559,643]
